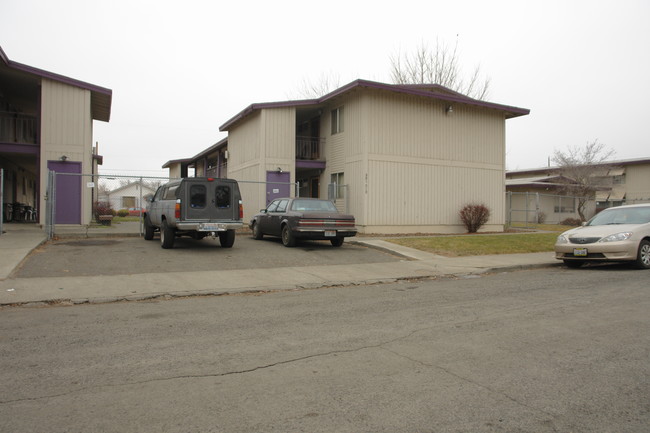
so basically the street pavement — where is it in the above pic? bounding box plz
[0,222,560,306]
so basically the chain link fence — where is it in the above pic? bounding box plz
[43,172,310,239]
[506,191,650,227]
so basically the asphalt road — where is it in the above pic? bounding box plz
[1,267,648,432]
[14,235,401,278]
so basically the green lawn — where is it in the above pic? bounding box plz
[385,230,568,257]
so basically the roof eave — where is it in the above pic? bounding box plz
[219,78,530,131]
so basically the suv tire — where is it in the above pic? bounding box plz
[161,220,175,249]
[219,229,236,248]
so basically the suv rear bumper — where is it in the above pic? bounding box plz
[176,221,244,232]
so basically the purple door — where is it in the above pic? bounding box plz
[266,171,290,205]
[48,161,82,224]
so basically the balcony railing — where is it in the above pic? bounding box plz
[0,111,37,144]
[296,136,324,160]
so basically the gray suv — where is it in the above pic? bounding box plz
[144,177,243,249]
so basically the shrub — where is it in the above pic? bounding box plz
[536,211,547,224]
[560,217,582,226]
[93,201,115,222]
[459,203,491,233]
[117,209,129,217]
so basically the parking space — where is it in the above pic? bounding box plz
[15,234,402,278]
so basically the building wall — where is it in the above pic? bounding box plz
[228,108,296,220]
[625,163,650,202]
[39,79,93,224]
[167,164,182,179]
[328,90,507,233]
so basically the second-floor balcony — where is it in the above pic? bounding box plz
[296,136,325,161]
[0,111,37,144]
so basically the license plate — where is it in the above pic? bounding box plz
[324,230,336,237]
[573,248,588,257]
[200,223,225,231]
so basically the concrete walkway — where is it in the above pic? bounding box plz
[0,222,559,306]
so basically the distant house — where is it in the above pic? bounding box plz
[98,181,157,211]
[166,79,529,234]
[0,45,112,225]
[505,174,595,223]
[506,157,650,222]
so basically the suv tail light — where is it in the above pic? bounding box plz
[239,200,243,219]
[175,200,181,219]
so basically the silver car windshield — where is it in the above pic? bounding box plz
[587,206,650,226]
[291,199,337,212]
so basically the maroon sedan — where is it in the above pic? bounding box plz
[249,198,357,247]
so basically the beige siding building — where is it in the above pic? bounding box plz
[506,158,650,223]
[1,46,111,226]
[216,80,528,234]
[166,79,528,234]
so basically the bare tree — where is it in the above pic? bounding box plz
[293,72,342,99]
[552,140,616,221]
[389,39,490,100]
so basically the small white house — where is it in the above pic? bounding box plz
[99,181,157,211]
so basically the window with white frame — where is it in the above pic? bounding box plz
[331,106,344,135]
[330,172,344,199]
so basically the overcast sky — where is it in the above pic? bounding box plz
[2,0,648,176]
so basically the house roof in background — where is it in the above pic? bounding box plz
[507,157,650,176]
[0,45,112,122]
[219,78,530,131]
[161,137,228,169]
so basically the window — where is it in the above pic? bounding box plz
[554,196,575,213]
[276,199,289,212]
[215,185,231,208]
[190,185,206,208]
[162,185,178,200]
[331,106,344,135]
[330,172,344,200]
[266,200,279,212]
[612,174,626,185]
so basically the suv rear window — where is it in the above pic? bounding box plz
[216,185,231,208]
[190,185,206,208]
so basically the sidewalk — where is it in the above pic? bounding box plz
[0,223,559,306]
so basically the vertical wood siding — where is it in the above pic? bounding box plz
[360,90,506,231]
[263,107,295,160]
[39,79,94,224]
[228,111,261,167]
[40,79,92,163]
[626,164,650,201]
[367,160,504,227]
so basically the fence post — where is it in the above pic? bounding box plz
[535,192,540,224]
[525,192,529,227]
[45,170,56,240]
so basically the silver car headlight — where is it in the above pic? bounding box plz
[598,232,632,243]
[556,234,569,244]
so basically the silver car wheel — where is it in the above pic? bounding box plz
[638,240,650,269]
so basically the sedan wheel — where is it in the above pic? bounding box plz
[635,240,650,269]
[252,222,263,240]
[281,225,296,247]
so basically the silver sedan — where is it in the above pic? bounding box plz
[555,204,650,269]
